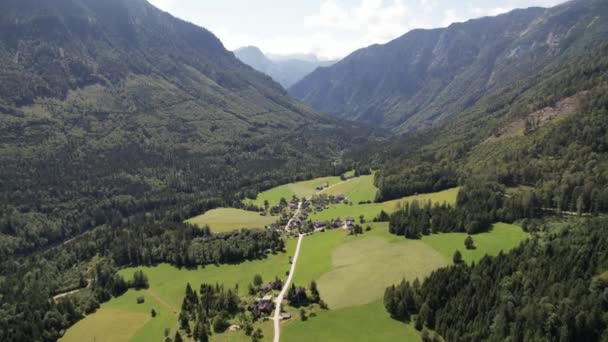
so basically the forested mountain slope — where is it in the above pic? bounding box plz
[0,0,373,258]
[290,0,608,132]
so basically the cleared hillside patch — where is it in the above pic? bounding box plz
[422,222,529,264]
[323,174,379,203]
[311,187,460,223]
[185,208,275,233]
[248,176,342,207]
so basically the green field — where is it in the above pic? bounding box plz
[422,222,529,264]
[323,174,379,203]
[185,208,276,233]
[310,187,460,223]
[63,238,300,342]
[281,300,421,342]
[61,290,176,342]
[248,176,342,207]
[282,221,529,342]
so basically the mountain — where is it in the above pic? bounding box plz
[235,46,335,88]
[290,0,608,132]
[0,0,371,258]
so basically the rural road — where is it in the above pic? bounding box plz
[273,233,304,342]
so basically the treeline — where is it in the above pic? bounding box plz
[385,218,608,341]
[389,182,542,238]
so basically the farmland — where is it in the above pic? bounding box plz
[247,176,342,207]
[310,187,460,223]
[61,176,526,342]
[185,208,276,233]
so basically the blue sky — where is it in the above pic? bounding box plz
[148,0,567,59]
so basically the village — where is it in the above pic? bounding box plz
[261,183,359,234]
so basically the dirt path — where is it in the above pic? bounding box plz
[273,233,304,342]
[145,289,178,316]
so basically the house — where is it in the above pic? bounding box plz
[262,295,273,303]
[346,217,355,228]
[136,296,145,304]
[313,221,327,230]
[288,203,298,210]
[271,279,283,290]
[259,211,267,216]
[299,213,308,221]
[332,218,343,228]
[335,194,345,202]
[281,312,291,320]
[259,284,273,293]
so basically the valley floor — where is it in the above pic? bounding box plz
[61,175,528,342]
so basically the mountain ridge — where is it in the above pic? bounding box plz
[290,0,608,132]
[235,45,335,88]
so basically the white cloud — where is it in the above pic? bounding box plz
[218,0,428,60]
[441,9,464,27]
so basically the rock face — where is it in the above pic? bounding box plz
[290,0,608,132]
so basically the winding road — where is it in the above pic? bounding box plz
[272,178,351,342]
[273,233,304,342]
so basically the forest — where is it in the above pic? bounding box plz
[384,218,608,341]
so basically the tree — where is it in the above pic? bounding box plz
[453,250,463,264]
[131,270,149,289]
[310,281,320,303]
[464,236,475,250]
[150,308,157,317]
[212,313,230,333]
[253,274,263,287]
[252,328,263,342]
[174,331,183,342]
[263,200,269,211]
[300,308,308,321]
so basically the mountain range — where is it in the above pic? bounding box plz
[290,0,608,132]
[235,46,335,88]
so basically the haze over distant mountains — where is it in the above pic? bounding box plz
[235,46,336,89]
[290,0,608,132]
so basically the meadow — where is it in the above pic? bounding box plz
[247,175,342,207]
[185,208,276,233]
[281,221,529,342]
[310,187,460,223]
[322,174,378,203]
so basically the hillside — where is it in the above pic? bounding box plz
[0,0,371,258]
[290,0,608,132]
[235,46,335,88]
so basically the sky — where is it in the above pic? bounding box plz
[148,0,567,60]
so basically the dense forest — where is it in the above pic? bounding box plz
[385,218,608,341]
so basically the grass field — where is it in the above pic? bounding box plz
[422,222,529,264]
[282,300,420,342]
[323,174,379,203]
[61,290,176,342]
[185,208,276,233]
[316,228,446,309]
[282,220,529,342]
[310,187,460,223]
[248,176,342,207]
